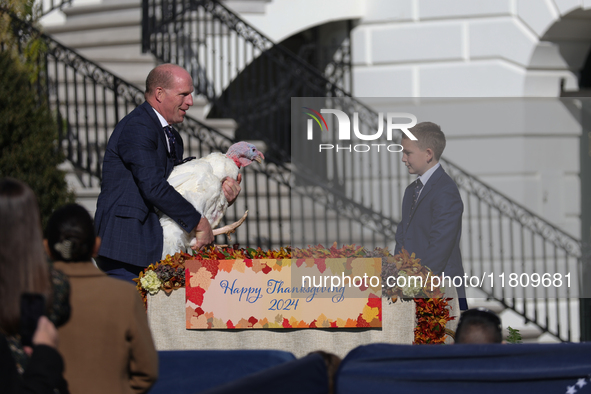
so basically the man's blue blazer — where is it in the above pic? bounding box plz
[95,101,201,267]
[394,165,466,298]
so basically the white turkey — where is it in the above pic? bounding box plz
[159,141,264,258]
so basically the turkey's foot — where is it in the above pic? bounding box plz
[212,210,249,242]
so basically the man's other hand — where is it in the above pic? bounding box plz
[222,173,242,206]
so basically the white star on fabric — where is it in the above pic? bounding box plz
[566,385,577,394]
[576,379,587,388]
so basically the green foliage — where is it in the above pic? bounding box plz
[1,0,40,21]
[1,0,47,83]
[0,50,74,227]
[506,326,523,344]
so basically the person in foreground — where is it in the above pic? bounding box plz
[394,122,467,309]
[94,63,240,281]
[454,308,503,344]
[1,316,68,394]
[0,178,68,393]
[45,204,158,394]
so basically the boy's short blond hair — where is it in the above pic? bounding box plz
[402,121,446,161]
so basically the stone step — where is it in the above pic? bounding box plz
[222,0,272,14]
[74,43,151,64]
[45,1,141,34]
[48,24,143,49]
[51,116,237,142]
[47,91,210,116]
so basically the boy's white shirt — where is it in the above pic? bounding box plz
[416,162,441,198]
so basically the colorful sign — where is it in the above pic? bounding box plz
[185,258,382,329]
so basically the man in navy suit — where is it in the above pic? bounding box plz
[394,122,467,309]
[94,64,240,281]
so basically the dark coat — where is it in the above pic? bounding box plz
[395,165,466,299]
[95,101,201,267]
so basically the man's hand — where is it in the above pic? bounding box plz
[222,173,242,206]
[192,217,214,251]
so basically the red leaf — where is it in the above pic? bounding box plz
[248,316,258,326]
[356,313,370,328]
[282,318,292,328]
[226,320,235,329]
[330,321,337,328]
[186,286,205,306]
[315,258,327,273]
[244,259,253,268]
[309,319,317,328]
[195,307,204,316]
[367,294,381,308]
[261,264,272,274]
[200,259,220,279]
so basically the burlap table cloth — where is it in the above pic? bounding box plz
[147,288,460,358]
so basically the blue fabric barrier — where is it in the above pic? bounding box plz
[335,343,591,394]
[150,349,296,394]
[200,352,330,394]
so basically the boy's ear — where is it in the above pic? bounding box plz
[426,148,434,163]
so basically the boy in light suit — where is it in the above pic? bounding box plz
[394,122,467,309]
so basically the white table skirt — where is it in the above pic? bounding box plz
[147,288,460,358]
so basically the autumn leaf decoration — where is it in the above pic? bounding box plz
[135,243,454,343]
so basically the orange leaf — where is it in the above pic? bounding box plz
[218,260,234,273]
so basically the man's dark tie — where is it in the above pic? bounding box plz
[163,125,178,164]
[407,179,423,225]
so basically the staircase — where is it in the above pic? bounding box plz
[19,0,584,342]
[43,0,151,215]
[43,0,240,216]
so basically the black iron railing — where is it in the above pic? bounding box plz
[3,10,394,252]
[142,0,584,342]
[447,160,582,341]
[141,0,357,161]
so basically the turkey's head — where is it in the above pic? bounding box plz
[226,142,265,168]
